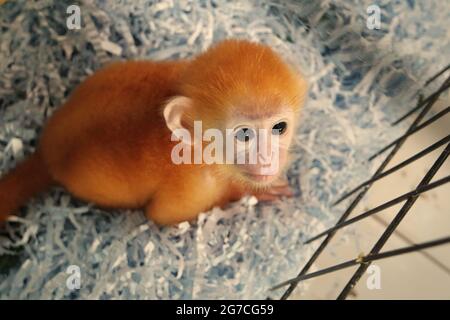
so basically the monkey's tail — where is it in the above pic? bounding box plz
[0,150,54,223]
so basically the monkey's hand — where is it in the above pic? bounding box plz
[252,178,295,202]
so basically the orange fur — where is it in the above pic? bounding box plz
[0,39,307,225]
[179,40,305,127]
[0,151,53,222]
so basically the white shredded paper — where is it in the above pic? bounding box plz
[0,0,449,299]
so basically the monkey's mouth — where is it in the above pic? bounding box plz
[243,172,277,183]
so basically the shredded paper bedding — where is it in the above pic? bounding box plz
[0,0,449,299]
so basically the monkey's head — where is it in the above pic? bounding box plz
[163,39,307,187]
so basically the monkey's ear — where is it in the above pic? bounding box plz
[163,96,194,145]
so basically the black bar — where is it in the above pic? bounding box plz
[334,134,450,205]
[369,106,450,161]
[337,143,450,299]
[271,236,450,290]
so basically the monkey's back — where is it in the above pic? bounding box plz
[40,60,187,207]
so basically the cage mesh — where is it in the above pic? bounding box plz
[273,66,450,300]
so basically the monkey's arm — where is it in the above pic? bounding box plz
[215,177,295,212]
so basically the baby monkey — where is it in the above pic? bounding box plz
[0,39,307,225]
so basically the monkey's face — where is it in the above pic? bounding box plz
[163,95,297,188]
[226,108,295,186]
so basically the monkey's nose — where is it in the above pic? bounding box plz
[257,152,271,165]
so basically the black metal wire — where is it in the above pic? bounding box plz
[391,78,450,126]
[305,174,450,244]
[337,142,450,299]
[271,236,450,290]
[334,133,450,206]
[279,190,367,299]
[424,64,450,87]
[277,67,450,300]
[369,106,450,161]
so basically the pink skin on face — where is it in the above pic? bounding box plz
[238,145,288,184]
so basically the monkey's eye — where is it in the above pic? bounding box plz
[235,127,255,142]
[272,121,288,135]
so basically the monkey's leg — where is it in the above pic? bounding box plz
[145,175,223,225]
[145,194,211,225]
